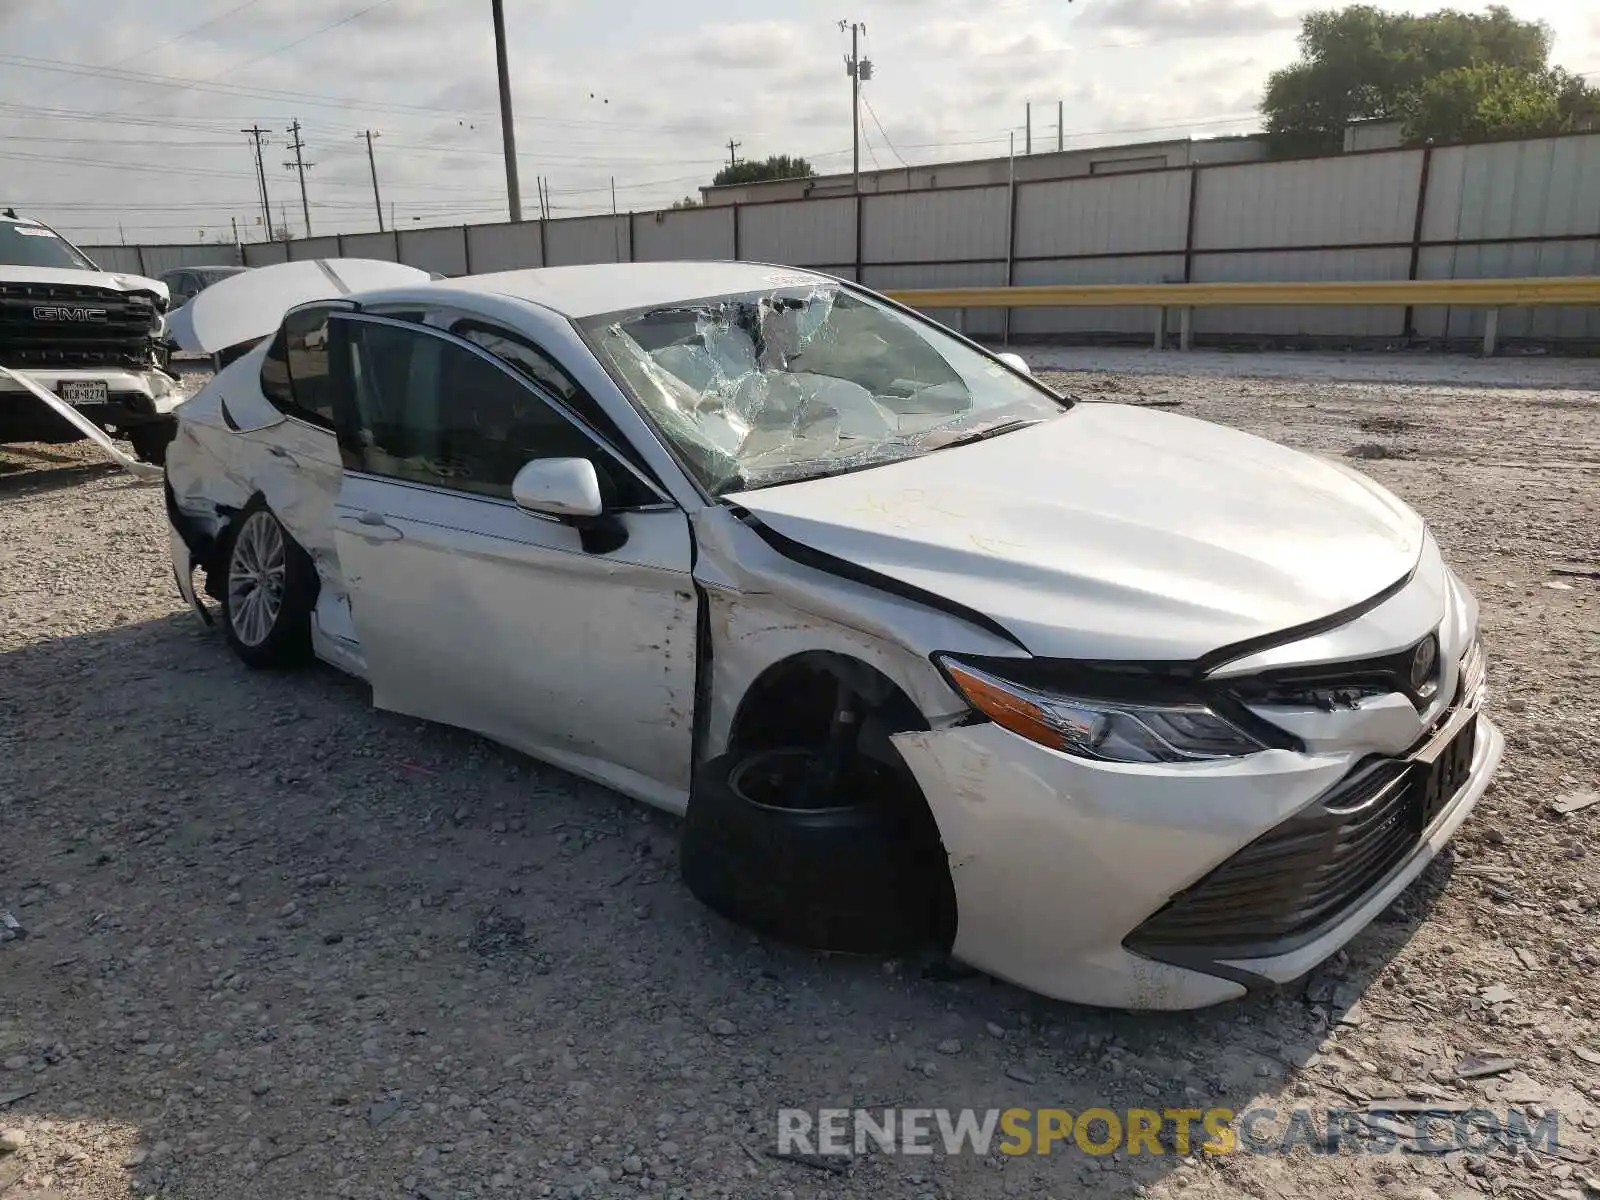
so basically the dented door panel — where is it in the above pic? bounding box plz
[337,473,698,810]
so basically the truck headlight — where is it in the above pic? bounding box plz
[935,655,1269,764]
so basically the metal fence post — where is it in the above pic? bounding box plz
[1482,307,1500,357]
[1182,165,1200,283]
[1154,306,1167,350]
[1403,145,1434,341]
[1179,306,1194,351]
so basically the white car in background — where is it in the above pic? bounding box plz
[164,259,1501,1010]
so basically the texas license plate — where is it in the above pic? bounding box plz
[58,380,109,405]
[1417,715,1477,827]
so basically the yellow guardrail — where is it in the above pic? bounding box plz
[885,276,1600,309]
[883,276,1600,355]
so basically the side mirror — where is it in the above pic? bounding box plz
[996,352,1032,378]
[512,457,604,520]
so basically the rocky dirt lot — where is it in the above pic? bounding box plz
[1,353,1597,1200]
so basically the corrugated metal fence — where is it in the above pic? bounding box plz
[83,131,1600,345]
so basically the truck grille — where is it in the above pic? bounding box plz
[0,281,158,370]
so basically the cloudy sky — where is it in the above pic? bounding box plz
[2,0,1595,246]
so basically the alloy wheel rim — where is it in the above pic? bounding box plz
[228,512,287,648]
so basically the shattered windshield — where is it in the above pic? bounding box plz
[578,284,1067,495]
[0,221,97,270]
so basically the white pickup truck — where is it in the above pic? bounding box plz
[0,211,181,464]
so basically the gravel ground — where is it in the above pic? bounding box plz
[1,355,1597,1200]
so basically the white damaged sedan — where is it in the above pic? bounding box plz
[165,259,1502,1010]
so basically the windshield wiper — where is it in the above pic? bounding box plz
[923,418,1043,451]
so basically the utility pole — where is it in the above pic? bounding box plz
[1058,99,1064,152]
[725,138,741,170]
[611,177,621,261]
[241,124,272,234]
[283,119,314,237]
[230,216,239,247]
[360,130,385,231]
[841,20,872,192]
[1026,102,1032,155]
[118,221,126,246]
[491,0,522,222]
[280,203,289,242]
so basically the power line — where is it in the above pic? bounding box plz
[859,111,882,171]
[100,0,268,69]
[861,92,908,167]
[0,54,760,135]
[135,0,402,116]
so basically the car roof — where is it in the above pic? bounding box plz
[413,261,832,320]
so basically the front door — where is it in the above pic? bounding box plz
[328,313,698,811]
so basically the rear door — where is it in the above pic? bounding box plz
[250,303,353,636]
[327,312,698,810]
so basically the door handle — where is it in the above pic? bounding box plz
[265,445,300,468]
[338,512,403,542]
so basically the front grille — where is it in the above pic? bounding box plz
[0,281,158,370]
[1127,761,1422,958]
[1226,634,1441,711]
[1128,644,1483,961]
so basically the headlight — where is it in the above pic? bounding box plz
[936,655,1269,764]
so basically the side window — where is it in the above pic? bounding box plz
[260,325,292,408]
[260,305,340,429]
[341,320,654,507]
[451,320,650,476]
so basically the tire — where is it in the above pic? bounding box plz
[681,746,954,955]
[218,502,317,669]
[129,421,176,466]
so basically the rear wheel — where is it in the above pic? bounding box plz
[219,503,317,669]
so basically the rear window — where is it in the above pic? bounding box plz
[0,222,96,270]
[260,304,344,429]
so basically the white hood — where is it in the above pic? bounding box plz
[167,259,431,353]
[1,265,168,304]
[727,402,1426,662]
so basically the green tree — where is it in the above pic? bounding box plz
[711,154,815,187]
[1401,63,1561,143]
[1261,4,1598,154]
[669,195,701,210]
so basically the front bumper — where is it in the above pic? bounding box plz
[0,367,182,440]
[893,646,1501,1011]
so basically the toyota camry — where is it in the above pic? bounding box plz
[164,259,1501,1009]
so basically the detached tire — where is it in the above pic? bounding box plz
[682,747,953,955]
[218,502,318,669]
[129,421,176,465]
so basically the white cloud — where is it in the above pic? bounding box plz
[1,0,1381,240]
[1077,0,1301,36]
